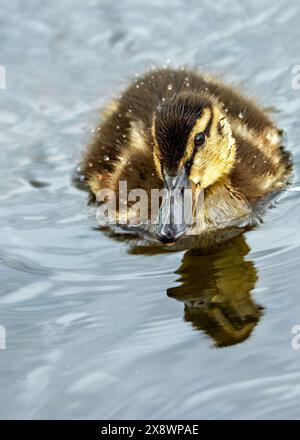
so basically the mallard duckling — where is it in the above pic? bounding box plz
[80,68,292,249]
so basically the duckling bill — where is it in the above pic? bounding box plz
[80,68,292,249]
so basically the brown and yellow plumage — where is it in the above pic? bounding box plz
[80,68,292,249]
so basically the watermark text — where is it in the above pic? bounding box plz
[0,65,6,90]
[0,325,6,350]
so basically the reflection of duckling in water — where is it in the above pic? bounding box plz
[167,236,263,347]
[80,68,292,250]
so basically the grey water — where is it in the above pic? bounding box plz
[1,0,300,420]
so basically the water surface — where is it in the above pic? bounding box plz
[1,0,300,419]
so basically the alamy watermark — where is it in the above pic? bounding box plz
[291,325,300,350]
[291,65,300,90]
[94,181,205,230]
[0,65,6,90]
[0,325,6,350]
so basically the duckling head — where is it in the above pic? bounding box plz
[151,92,236,245]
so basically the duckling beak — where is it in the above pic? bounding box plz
[156,168,191,245]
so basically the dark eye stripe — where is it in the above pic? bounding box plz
[217,121,222,134]
[203,107,213,136]
[185,146,199,175]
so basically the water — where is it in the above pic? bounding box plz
[1,0,300,420]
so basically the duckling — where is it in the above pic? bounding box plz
[80,68,292,249]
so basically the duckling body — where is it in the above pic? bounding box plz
[81,68,291,249]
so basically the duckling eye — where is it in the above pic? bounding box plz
[194,132,205,148]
